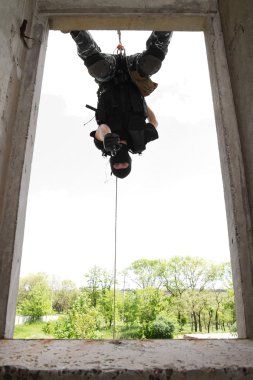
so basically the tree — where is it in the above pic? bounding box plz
[209,262,235,331]
[127,259,166,289]
[52,293,104,339]
[17,273,52,320]
[98,289,115,328]
[84,266,113,307]
[182,257,219,291]
[162,256,191,327]
[52,279,79,313]
[117,290,140,326]
[137,287,169,336]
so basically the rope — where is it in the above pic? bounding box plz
[117,30,122,45]
[116,30,125,55]
[112,31,122,338]
[113,177,118,339]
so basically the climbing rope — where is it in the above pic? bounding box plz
[112,30,124,339]
[113,177,118,339]
[116,30,126,55]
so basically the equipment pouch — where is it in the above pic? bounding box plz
[128,115,146,154]
[129,70,158,97]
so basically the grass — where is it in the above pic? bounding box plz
[13,321,53,339]
[14,322,114,339]
[13,321,235,340]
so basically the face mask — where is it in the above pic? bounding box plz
[110,145,132,179]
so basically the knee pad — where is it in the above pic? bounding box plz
[88,60,111,79]
[87,54,116,81]
[137,55,162,77]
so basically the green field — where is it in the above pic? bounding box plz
[14,321,234,340]
[14,322,114,339]
[14,322,53,339]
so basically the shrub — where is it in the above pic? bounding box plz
[147,315,175,339]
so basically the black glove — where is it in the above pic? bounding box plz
[70,31,80,38]
[155,31,173,41]
[103,133,121,156]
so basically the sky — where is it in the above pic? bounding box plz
[20,31,230,287]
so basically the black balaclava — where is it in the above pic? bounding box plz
[110,144,132,179]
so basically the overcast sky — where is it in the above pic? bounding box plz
[20,31,230,287]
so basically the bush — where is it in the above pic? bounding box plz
[46,294,106,339]
[42,321,57,335]
[147,315,175,339]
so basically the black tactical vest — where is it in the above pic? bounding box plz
[95,55,148,154]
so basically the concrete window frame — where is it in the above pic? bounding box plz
[0,0,253,359]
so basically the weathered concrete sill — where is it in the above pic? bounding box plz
[0,339,253,379]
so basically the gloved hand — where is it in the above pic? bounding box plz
[154,31,173,43]
[103,133,121,156]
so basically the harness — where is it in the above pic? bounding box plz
[96,55,148,154]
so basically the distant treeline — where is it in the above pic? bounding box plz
[17,256,235,339]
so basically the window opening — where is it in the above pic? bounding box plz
[15,30,234,340]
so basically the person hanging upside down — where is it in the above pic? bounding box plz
[70,30,173,178]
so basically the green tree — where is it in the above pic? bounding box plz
[128,259,166,289]
[162,257,189,297]
[17,273,52,320]
[209,262,235,331]
[162,256,192,327]
[52,279,79,313]
[118,290,140,326]
[98,289,115,328]
[182,257,219,291]
[137,287,169,336]
[52,293,104,339]
[84,266,113,307]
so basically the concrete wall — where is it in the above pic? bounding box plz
[0,0,48,338]
[38,0,217,31]
[1,339,253,379]
[1,0,253,377]
[219,1,253,198]
[218,0,253,339]
[0,0,252,344]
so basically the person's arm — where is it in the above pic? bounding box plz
[95,124,111,141]
[146,104,158,128]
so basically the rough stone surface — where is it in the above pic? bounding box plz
[37,0,218,14]
[46,15,209,32]
[37,0,218,31]
[0,1,48,338]
[38,0,217,31]
[0,340,253,379]
[218,0,253,339]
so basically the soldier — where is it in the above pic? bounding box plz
[71,30,173,178]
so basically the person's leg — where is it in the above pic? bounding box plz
[137,31,173,77]
[71,31,116,82]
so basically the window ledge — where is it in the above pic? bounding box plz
[1,339,253,379]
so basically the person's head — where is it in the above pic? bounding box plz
[110,144,132,179]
